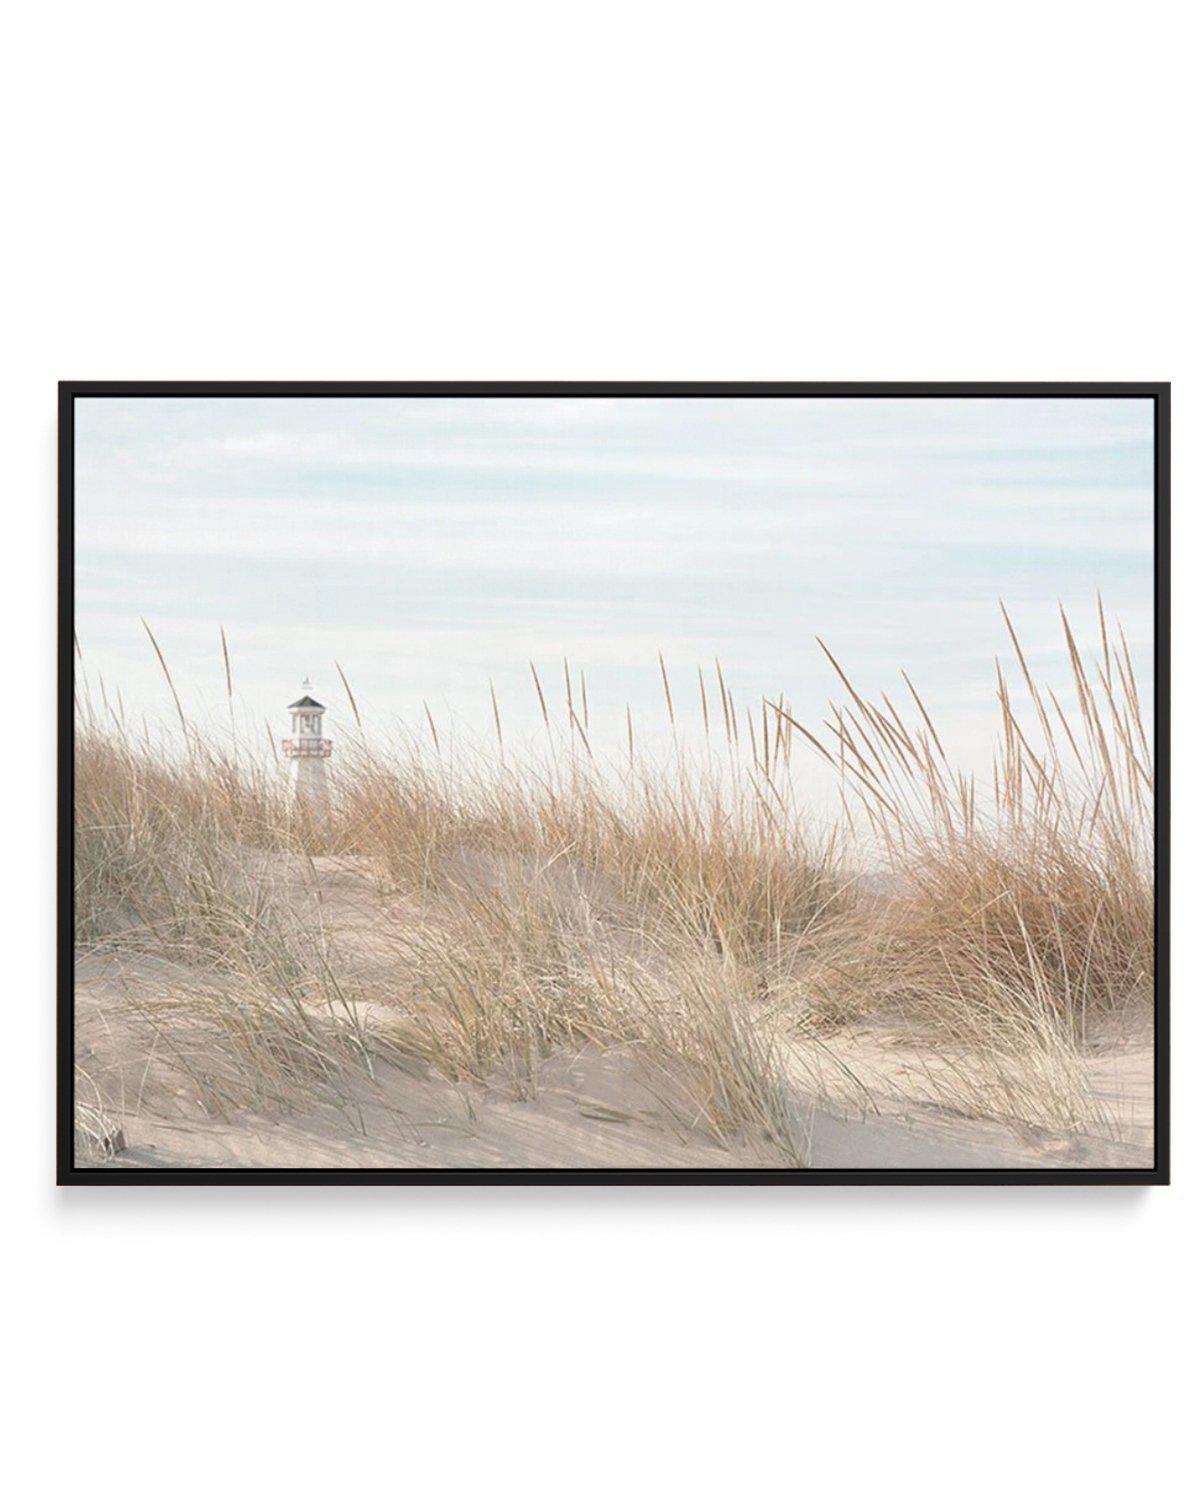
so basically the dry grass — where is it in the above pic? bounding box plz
[74,655,835,1161]
[73,604,1154,1162]
[776,599,1153,1130]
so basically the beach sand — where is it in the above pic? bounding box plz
[74,855,1154,1173]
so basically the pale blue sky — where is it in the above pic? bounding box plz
[74,395,1155,790]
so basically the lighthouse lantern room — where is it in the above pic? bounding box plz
[282,678,332,807]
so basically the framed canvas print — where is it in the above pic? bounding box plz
[58,382,1169,1184]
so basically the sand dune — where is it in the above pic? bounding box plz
[74,854,1153,1173]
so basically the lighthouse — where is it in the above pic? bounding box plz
[282,678,332,809]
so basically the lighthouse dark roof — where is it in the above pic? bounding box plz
[288,695,325,710]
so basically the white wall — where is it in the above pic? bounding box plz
[6,4,1193,1509]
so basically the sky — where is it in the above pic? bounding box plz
[74,395,1155,798]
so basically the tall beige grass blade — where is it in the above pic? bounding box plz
[140,618,187,739]
[715,658,731,744]
[489,680,504,762]
[658,651,675,728]
[529,661,550,730]
[899,669,948,766]
[335,661,362,731]
[220,624,234,704]
[424,700,441,754]
[569,708,593,760]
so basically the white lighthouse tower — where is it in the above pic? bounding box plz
[282,678,332,810]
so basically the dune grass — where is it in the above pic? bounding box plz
[72,602,1154,1161]
[779,600,1152,1035]
[74,695,831,1161]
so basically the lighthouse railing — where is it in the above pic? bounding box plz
[282,737,333,757]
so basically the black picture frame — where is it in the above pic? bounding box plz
[57,380,1171,1186]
